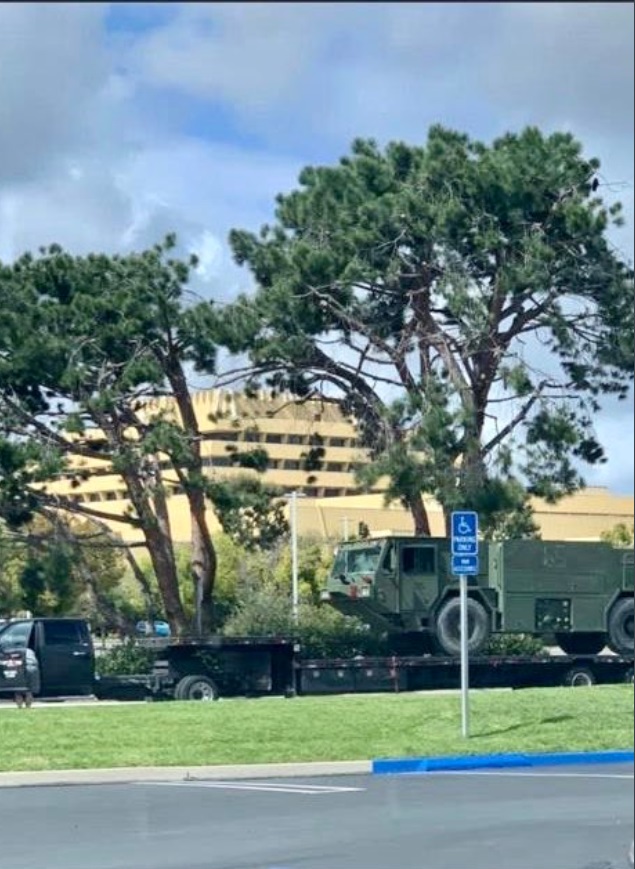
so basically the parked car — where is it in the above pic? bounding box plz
[135,620,171,638]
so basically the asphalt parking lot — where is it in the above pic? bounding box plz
[0,764,632,869]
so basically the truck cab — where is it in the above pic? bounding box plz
[0,618,95,698]
[323,536,494,637]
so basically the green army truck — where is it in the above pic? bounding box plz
[321,536,634,658]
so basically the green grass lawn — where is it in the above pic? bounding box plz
[0,686,632,773]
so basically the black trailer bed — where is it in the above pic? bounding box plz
[298,652,634,694]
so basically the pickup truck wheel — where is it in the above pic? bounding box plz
[556,633,606,656]
[175,675,219,702]
[607,598,634,656]
[562,666,595,687]
[434,597,490,657]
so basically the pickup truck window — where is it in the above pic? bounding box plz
[0,621,32,650]
[43,621,85,646]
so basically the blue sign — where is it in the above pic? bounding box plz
[451,554,479,576]
[451,511,479,575]
[451,511,479,556]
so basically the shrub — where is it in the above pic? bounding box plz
[484,633,548,657]
[96,639,156,676]
[222,588,386,659]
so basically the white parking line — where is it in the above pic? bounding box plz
[139,781,366,795]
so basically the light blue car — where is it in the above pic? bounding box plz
[135,620,171,638]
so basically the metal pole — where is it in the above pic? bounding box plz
[343,517,350,541]
[291,491,299,623]
[460,575,470,738]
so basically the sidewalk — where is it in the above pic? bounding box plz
[0,760,371,788]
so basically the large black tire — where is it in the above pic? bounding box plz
[556,632,607,656]
[174,674,219,702]
[607,597,634,657]
[434,597,490,657]
[562,666,596,688]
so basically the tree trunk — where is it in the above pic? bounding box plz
[408,492,432,537]
[190,486,216,635]
[121,465,188,636]
[143,520,188,634]
[166,357,218,633]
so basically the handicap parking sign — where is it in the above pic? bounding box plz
[451,511,479,575]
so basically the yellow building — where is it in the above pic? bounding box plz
[48,389,633,544]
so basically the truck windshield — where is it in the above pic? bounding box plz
[334,544,383,575]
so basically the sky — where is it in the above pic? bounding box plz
[0,1,633,495]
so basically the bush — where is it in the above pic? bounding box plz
[484,633,548,657]
[96,639,156,676]
[222,588,386,659]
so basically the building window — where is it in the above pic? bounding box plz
[284,460,301,471]
[304,487,318,497]
[288,434,308,445]
[324,488,343,498]
[326,462,344,472]
[330,437,348,448]
[244,429,261,443]
[213,457,232,467]
[265,433,283,444]
[208,431,237,442]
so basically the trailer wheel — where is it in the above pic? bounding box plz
[556,632,606,656]
[607,597,634,656]
[175,674,219,702]
[434,597,490,657]
[562,666,596,688]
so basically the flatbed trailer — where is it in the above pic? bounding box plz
[2,618,632,703]
[97,635,299,701]
[298,652,635,695]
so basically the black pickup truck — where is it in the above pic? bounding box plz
[0,618,94,697]
[0,617,298,702]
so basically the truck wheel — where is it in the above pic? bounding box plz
[175,675,219,702]
[434,597,490,657]
[556,633,606,656]
[562,666,596,687]
[607,598,634,656]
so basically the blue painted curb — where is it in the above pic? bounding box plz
[372,749,634,775]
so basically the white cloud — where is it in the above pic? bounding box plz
[130,3,349,112]
[0,4,112,183]
[191,230,223,282]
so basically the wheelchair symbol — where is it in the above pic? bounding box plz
[457,518,472,535]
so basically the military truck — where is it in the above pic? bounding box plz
[322,536,634,657]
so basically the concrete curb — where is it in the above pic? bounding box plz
[372,749,635,775]
[0,760,371,789]
[1,750,632,788]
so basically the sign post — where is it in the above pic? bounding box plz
[451,511,479,739]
